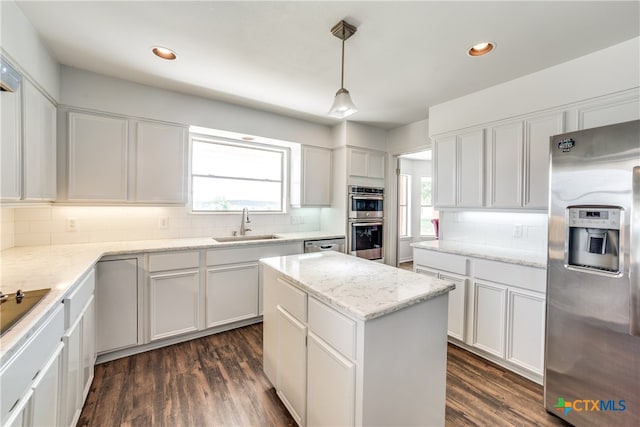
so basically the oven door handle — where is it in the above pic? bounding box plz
[351,195,384,201]
[351,222,384,227]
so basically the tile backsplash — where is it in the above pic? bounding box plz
[440,211,548,253]
[5,205,321,247]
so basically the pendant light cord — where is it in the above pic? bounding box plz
[341,35,345,89]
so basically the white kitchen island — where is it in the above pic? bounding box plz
[260,251,455,427]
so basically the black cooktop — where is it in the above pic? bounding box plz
[0,288,51,336]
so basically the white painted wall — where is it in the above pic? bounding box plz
[0,0,60,100]
[387,119,429,155]
[429,37,640,136]
[60,66,333,148]
[11,205,321,247]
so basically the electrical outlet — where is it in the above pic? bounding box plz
[67,218,78,232]
[513,224,523,238]
[158,216,169,229]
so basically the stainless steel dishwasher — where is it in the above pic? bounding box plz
[303,238,345,253]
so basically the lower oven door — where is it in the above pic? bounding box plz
[349,221,383,260]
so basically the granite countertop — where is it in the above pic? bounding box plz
[0,231,343,362]
[260,251,455,321]
[411,240,547,269]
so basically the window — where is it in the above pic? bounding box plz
[399,174,411,237]
[191,137,287,212]
[420,177,435,236]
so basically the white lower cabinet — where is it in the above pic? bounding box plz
[30,343,64,427]
[306,332,355,427]
[0,305,64,427]
[470,280,507,357]
[440,273,467,342]
[60,268,96,427]
[506,289,545,374]
[276,306,307,426]
[206,263,259,328]
[149,270,200,340]
[414,247,546,383]
[96,258,139,353]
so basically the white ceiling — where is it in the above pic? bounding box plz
[16,1,640,129]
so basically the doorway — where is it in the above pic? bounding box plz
[394,150,437,266]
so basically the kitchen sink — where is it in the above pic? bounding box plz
[212,234,281,243]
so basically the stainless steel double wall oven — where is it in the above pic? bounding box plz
[348,186,384,261]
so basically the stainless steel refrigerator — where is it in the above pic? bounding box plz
[545,119,639,426]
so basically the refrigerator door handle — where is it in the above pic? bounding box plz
[631,166,640,336]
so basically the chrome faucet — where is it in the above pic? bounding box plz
[240,207,252,236]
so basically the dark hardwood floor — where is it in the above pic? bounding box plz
[79,323,569,427]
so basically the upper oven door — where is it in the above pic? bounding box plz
[349,194,384,219]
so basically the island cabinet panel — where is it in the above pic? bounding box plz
[276,306,307,426]
[261,256,451,427]
[307,332,355,427]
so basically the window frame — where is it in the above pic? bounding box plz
[398,173,411,238]
[190,134,289,213]
[420,176,435,236]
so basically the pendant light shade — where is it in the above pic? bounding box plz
[329,88,358,119]
[328,20,358,119]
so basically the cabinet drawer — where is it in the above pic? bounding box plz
[308,297,356,360]
[207,242,302,266]
[473,259,546,293]
[413,250,467,275]
[64,268,95,329]
[149,251,200,272]
[0,305,64,424]
[276,277,307,322]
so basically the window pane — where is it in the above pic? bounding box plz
[399,175,409,205]
[421,177,432,206]
[420,206,435,235]
[399,206,408,237]
[193,141,282,180]
[193,176,282,211]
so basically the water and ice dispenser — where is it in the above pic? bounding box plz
[567,207,621,273]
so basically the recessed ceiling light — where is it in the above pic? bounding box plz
[467,41,496,57]
[152,46,177,60]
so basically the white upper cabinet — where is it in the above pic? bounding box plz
[433,136,456,207]
[457,130,485,207]
[488,122,523,208]
[23,80,57,201]
[524,113,564,208]
[296,145,331,206]
[65,110,187,204]
[68,112,128,201]
[134,121,187,203]
[433,129,484,208]
[348,147,385,179]
[1,86,22,200]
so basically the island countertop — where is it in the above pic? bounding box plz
[260,251,455,321]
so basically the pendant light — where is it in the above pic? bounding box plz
[328,20,358,119]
